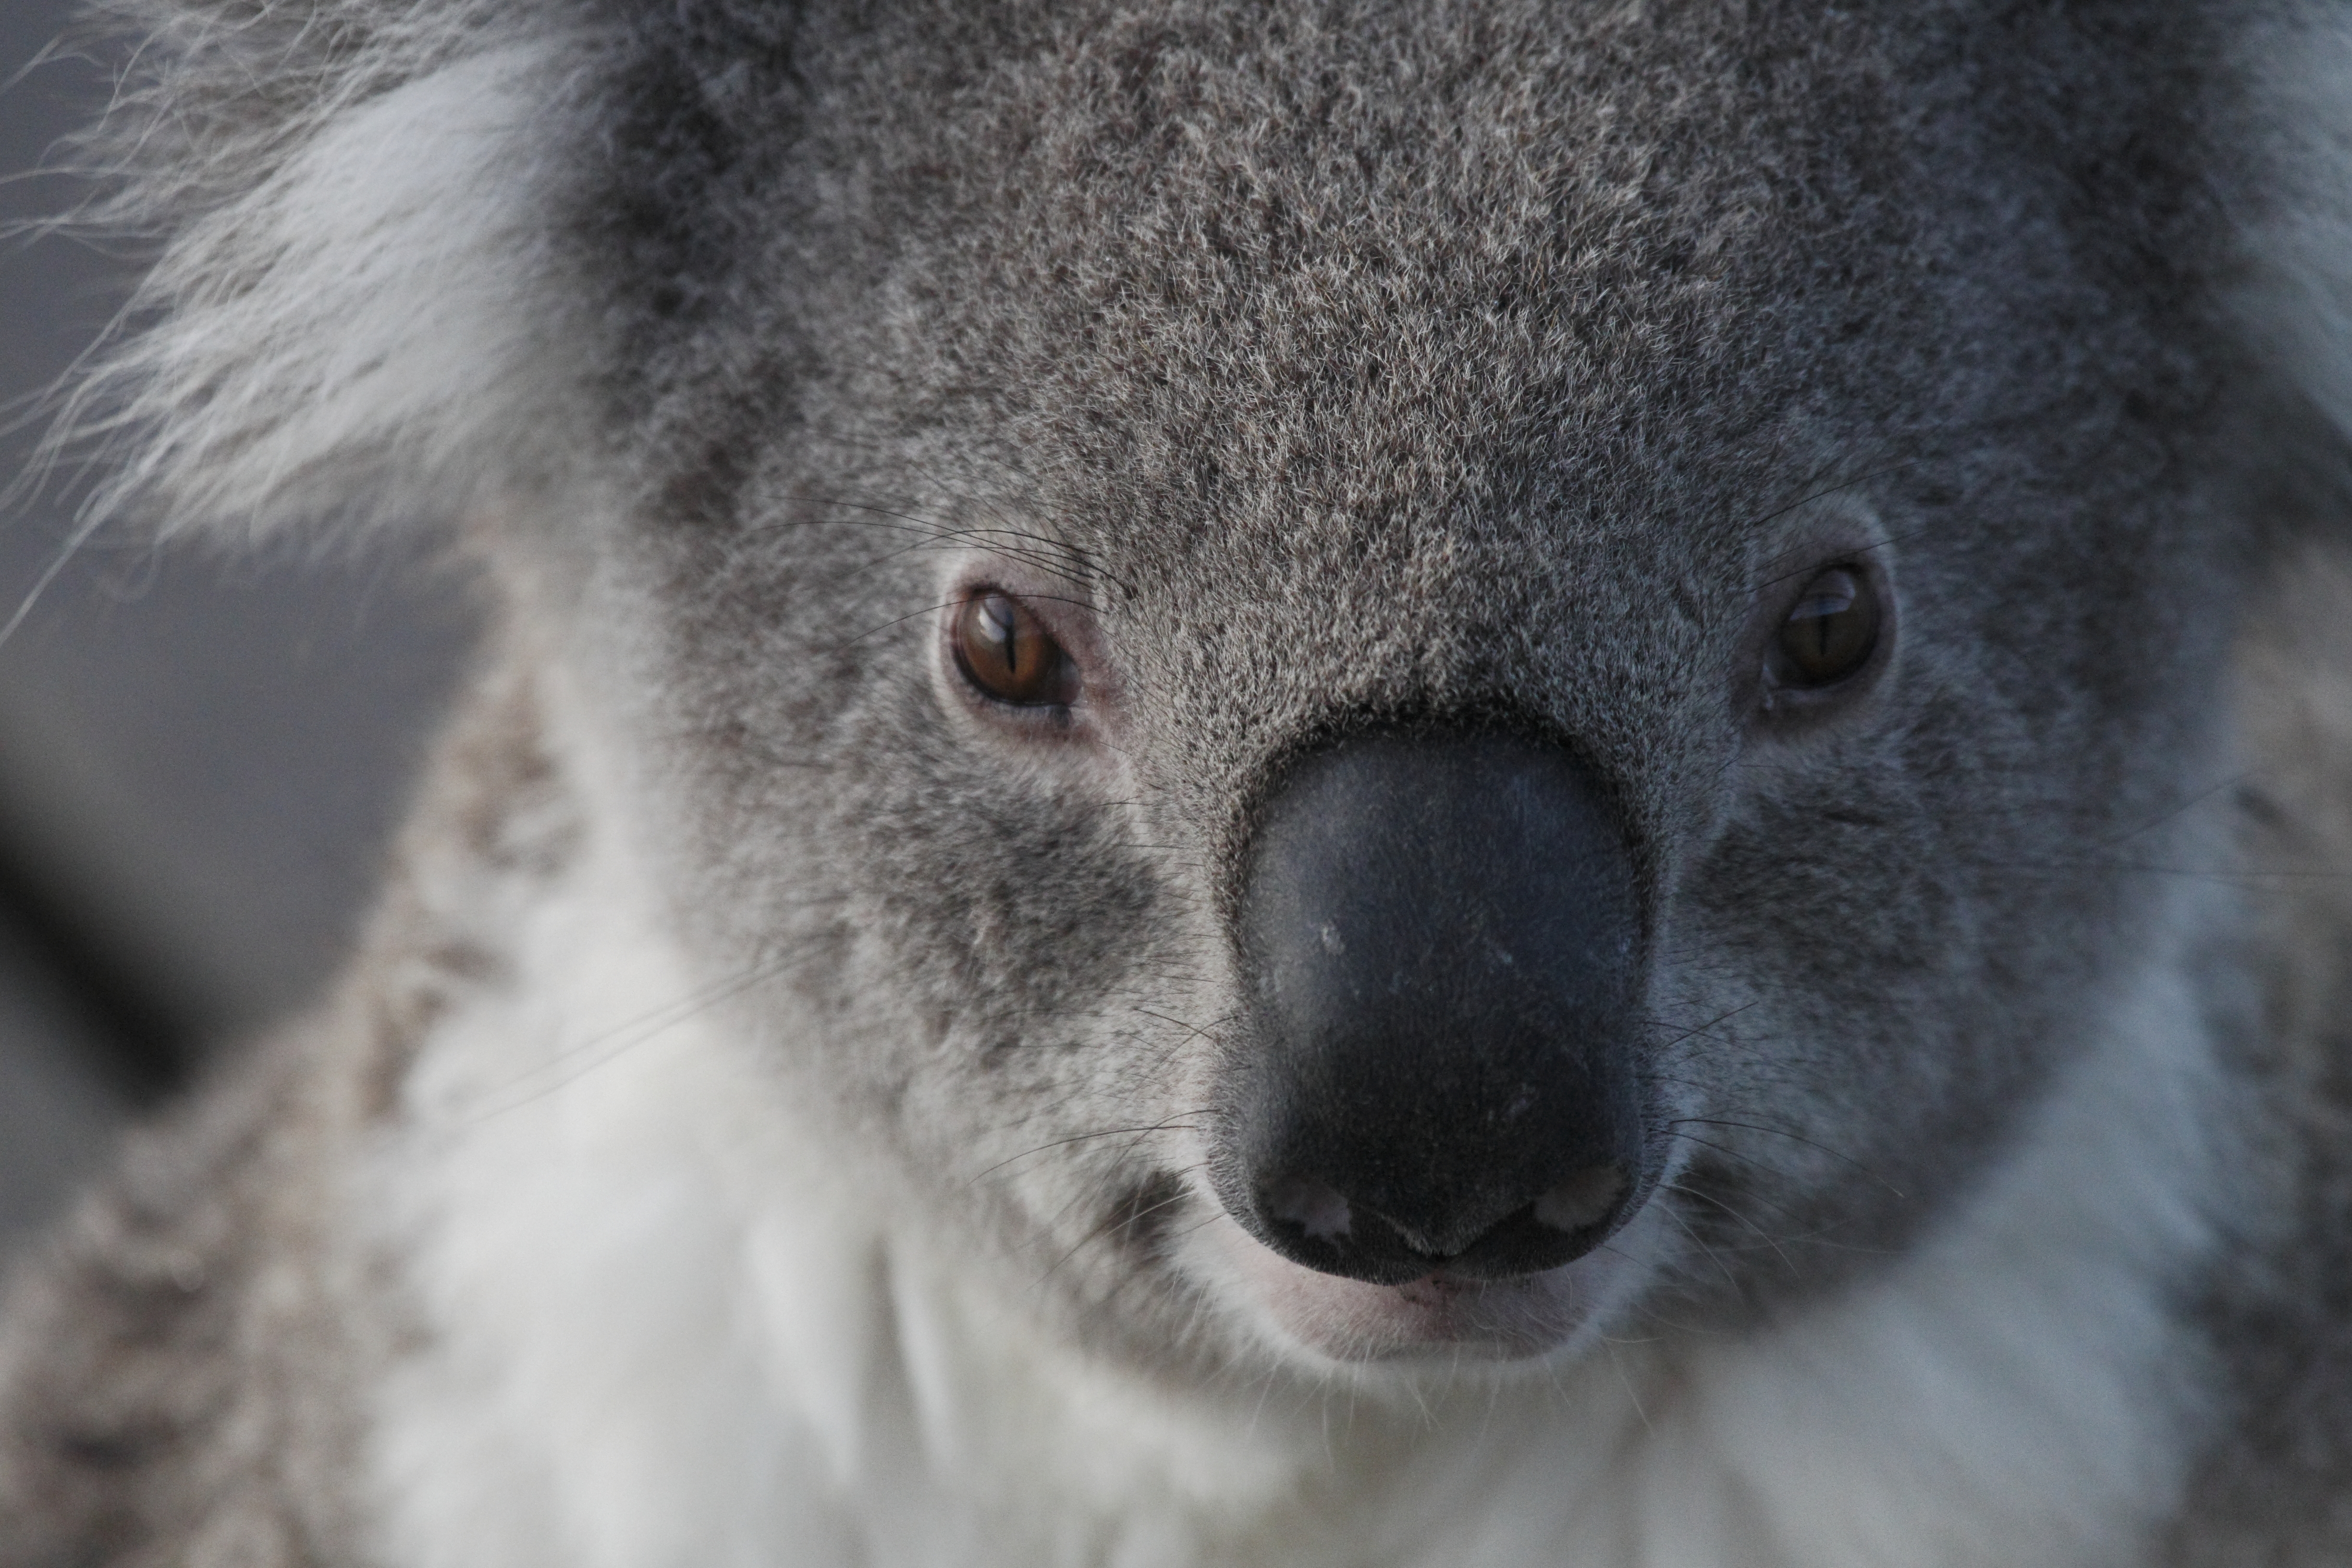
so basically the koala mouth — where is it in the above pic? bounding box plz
[1202,1195,1661,1362]
[1202,724,1661,1357]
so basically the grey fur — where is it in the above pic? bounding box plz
[10,0,2352,1561]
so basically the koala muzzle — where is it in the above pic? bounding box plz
[1227,729,1649,1286]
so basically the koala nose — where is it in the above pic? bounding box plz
[1225,729,1649,1286]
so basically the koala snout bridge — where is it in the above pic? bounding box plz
[1225,729,1652,1286]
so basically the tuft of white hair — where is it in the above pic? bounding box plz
[50,3,581,547]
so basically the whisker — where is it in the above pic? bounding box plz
[1664,1116,1905,1197]
[966,1115,1208,1185]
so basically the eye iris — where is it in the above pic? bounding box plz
[956,591,1069,705]
[1776,567,1879,687]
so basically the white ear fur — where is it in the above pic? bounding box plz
[66,39,572,547]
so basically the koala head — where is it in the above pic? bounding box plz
[95,0,2308,1377]
[510,0,2274,1376]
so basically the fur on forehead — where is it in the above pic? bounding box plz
[56,0,2352,554]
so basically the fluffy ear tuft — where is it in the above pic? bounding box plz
[53,4,581,548]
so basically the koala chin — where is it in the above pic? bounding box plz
[18,1,2352,1564]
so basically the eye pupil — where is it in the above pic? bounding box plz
[975,597,1021,677]
[1776,567,1879,688]
[956,590,1072,706]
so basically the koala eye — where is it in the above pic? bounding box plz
[954,590,1077,707]
[1774,566,1880,688]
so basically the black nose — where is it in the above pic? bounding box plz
[1222,728,1649,1286]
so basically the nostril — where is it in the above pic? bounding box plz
[1267,1174,1353,1241]
[1249,1164,1642,1286]
[1532,1165,1627,1234]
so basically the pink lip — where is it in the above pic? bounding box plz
[1206,1215,1641,1363]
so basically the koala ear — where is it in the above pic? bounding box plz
[2235,12,2352,458]
[56,2,579,549]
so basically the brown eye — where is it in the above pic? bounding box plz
[1775,566,1881,688]
[955,590,1075,707]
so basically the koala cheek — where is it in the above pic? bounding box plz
[916,842,1164,1036]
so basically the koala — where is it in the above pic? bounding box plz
[12,0,2352,1562]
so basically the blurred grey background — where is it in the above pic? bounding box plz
[0,4,478,1255]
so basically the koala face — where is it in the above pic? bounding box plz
[524,0,2248,1373]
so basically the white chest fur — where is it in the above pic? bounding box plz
[359,790,2227,1568]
